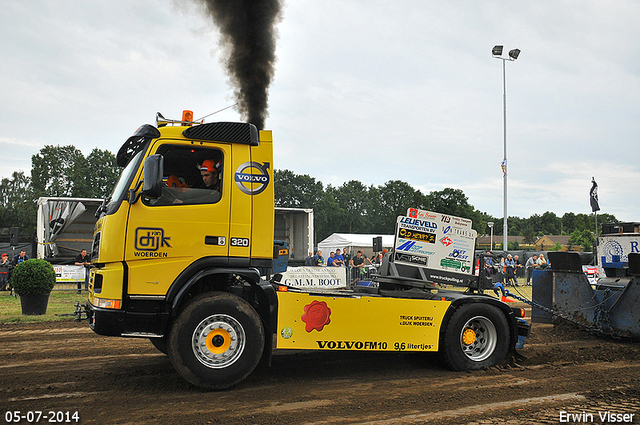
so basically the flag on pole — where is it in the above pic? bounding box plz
[500,160,507,175]
[590,177,600,212]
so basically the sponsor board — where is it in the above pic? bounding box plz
[53,265,86,283]
[425,270,469,286]
[394,251,429,266]
[597,235,640,276]
[279,266,347,289]
[583,265,599,285]
[407,207,473,229]
[395,209,477,276]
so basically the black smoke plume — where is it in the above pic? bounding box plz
[200,0,283,130]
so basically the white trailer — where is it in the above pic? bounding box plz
[36,197,103,262]
[274,207,314,262]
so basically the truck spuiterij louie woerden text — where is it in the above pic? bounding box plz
[85,111,530,389]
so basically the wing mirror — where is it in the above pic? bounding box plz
[129,154,164,204]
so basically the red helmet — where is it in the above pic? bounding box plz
[166,175,187,188]
[199,159,221,173]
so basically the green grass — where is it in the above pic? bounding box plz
[0,290,88,324]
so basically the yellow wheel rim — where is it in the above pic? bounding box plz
[206,328,231,354]
[462,328,477,346]
[193,314,246,368]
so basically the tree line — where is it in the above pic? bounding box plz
[273,170,616,249]
[0,145,119,238]
[0,145,615,249]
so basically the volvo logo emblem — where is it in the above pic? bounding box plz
[234,162,270,195]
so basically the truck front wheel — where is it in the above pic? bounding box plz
[168,292,264,390]
[441,303,509,371]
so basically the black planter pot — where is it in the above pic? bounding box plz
[20,294,50,315]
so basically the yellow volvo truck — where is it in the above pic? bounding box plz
[86,112,529,390]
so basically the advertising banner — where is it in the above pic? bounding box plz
[53,265,86,283]
[279,266,347,289]
[392,208,477,285]
[597,235,640,276]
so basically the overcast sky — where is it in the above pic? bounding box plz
[2,1,639,223]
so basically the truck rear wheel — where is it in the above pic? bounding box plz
[441,303,509,371]
[168,292,264,390]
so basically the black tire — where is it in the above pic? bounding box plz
[149,336,168,355]
[441,303,510,371]
[168,292,264,390]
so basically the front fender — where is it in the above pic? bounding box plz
[166,264,277,334]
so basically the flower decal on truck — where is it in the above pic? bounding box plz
[301,300,332,332]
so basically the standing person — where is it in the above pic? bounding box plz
[326,252,337,267]
[304,251,314,266]
[351,250,366,282]
[0,253,10,291]
[514,255,523,281]
[11,250,29,292]
[311,250,324,266]
[484,251,494,279]
[343,248,351,269]
[505,254,517,286]
[342,248,352,285]
[12,250,29,267]
[75,249,91,293]
[497,256,506,284]
[525,254,538,286]
[537,254,548,269]
[334,249,345,267]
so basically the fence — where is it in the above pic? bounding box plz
[347,265,378,286]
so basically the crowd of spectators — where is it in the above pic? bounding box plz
[304,248,389,283]
[485,251,550,287]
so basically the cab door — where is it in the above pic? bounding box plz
[124,140,232,296]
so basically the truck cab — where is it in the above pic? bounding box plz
[87,115,278,354]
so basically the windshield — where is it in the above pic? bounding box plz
[107,150,145,211]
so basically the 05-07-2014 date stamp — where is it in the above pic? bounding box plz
[4,411,79,423]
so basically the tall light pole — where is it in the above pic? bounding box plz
[488,221,494,250]
[492,45,520,252]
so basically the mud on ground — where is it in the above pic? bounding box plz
[1,308,639,424]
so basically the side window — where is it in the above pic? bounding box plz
[144,145,224,206]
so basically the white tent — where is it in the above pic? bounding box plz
[317,233,395,258]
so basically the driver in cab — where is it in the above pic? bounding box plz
[199,159,221,193]
[183,158,222,204]
[154,158,222,205]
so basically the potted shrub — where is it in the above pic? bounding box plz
[11,259,56,315]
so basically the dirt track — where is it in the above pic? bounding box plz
[1,309,640,425]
